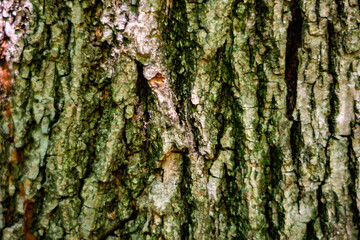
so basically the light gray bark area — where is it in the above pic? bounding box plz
[1,0,360,239]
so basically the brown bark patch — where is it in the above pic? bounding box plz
[96,26,100,40]
[0,37,13,138]
[5,202,12,223]
[161,150,181,183]
[11,148,24,164]
[149,73,165,89]
[0,59,11,95]
[19,182,25,196]
[0,40,11,94]
[102,89,109,101]
[5,101,11,119]
[23,199,36,240]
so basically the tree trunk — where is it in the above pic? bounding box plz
[1,0,360,239]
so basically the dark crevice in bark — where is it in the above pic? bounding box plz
[212,45,232,161]
[315,21,338,238]
[218,33,248,238]
[2,191,14,231]
[316,184,327,236]
[51,76,63,127]
[327,21,338,135]
[34,164,50,235]
[84,0,102,25]
[264,186,277,239]
[317,137,333,237]
[32,24,51,62]
[225,97,248,238]
[58,21,72,78]
[334,0,344,17]
[97,206,138,240]
[228,106,248,238]
[2,152,24,229]
[309,81,317,117]
[161,0,195,125]
[223,167,247,239]
[290,117,304,209]
[315,0,320,24]
[219,91,247,238]
[264,143,285,240]
[52,52,66,129]
[232,0,244,18]
[77,88,108,189]
[188,114,201,153]
[290,119,303,165]
[2,196,12,238]
[223,104,248,238]
[268,146,284,201]
[254,0,269,40]
[135,60,153,148]
[64,21,72,51]
[44,24,52,50]
[78,54,112,211]
[199,46,224,164]
[130,60,159,200]
[255,64,267,133]
[305,220,317,240]
[347,136,360,235]
[180,151,193,239]
[161,0,201,158]
[285,0,303,120]
[213,112,225,161]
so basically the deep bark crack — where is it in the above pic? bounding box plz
[97,206,138,240]
[347,136,360,236]
[327,21,339,135]
[285,0,303,120]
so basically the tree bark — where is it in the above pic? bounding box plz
[1,0,360,239]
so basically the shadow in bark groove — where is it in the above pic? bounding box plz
[290,117,304,211]
[179,151,193,239]
[347,136,360,236]
[305,220,317,240]
[135,60,154,149]
[316,136,333,237]
[285,0,303,120]
[327,21,339,135]
[264,145,285,240]
[97,207,138,240]
[161,0,197,127]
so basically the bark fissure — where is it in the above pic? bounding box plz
[290,118,304,202]
[265,146,283,240]
[347,136,360,234]
[135,60,153,148]
[179,152,193,239]
[97,207,138,240]
[316,137,333,237]
[327,21,338,135]
[285,0,303,120]
[305,220,316,240]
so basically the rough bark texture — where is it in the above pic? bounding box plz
[1,0,360,239]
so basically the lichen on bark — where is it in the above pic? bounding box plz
[1,0,360,239]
